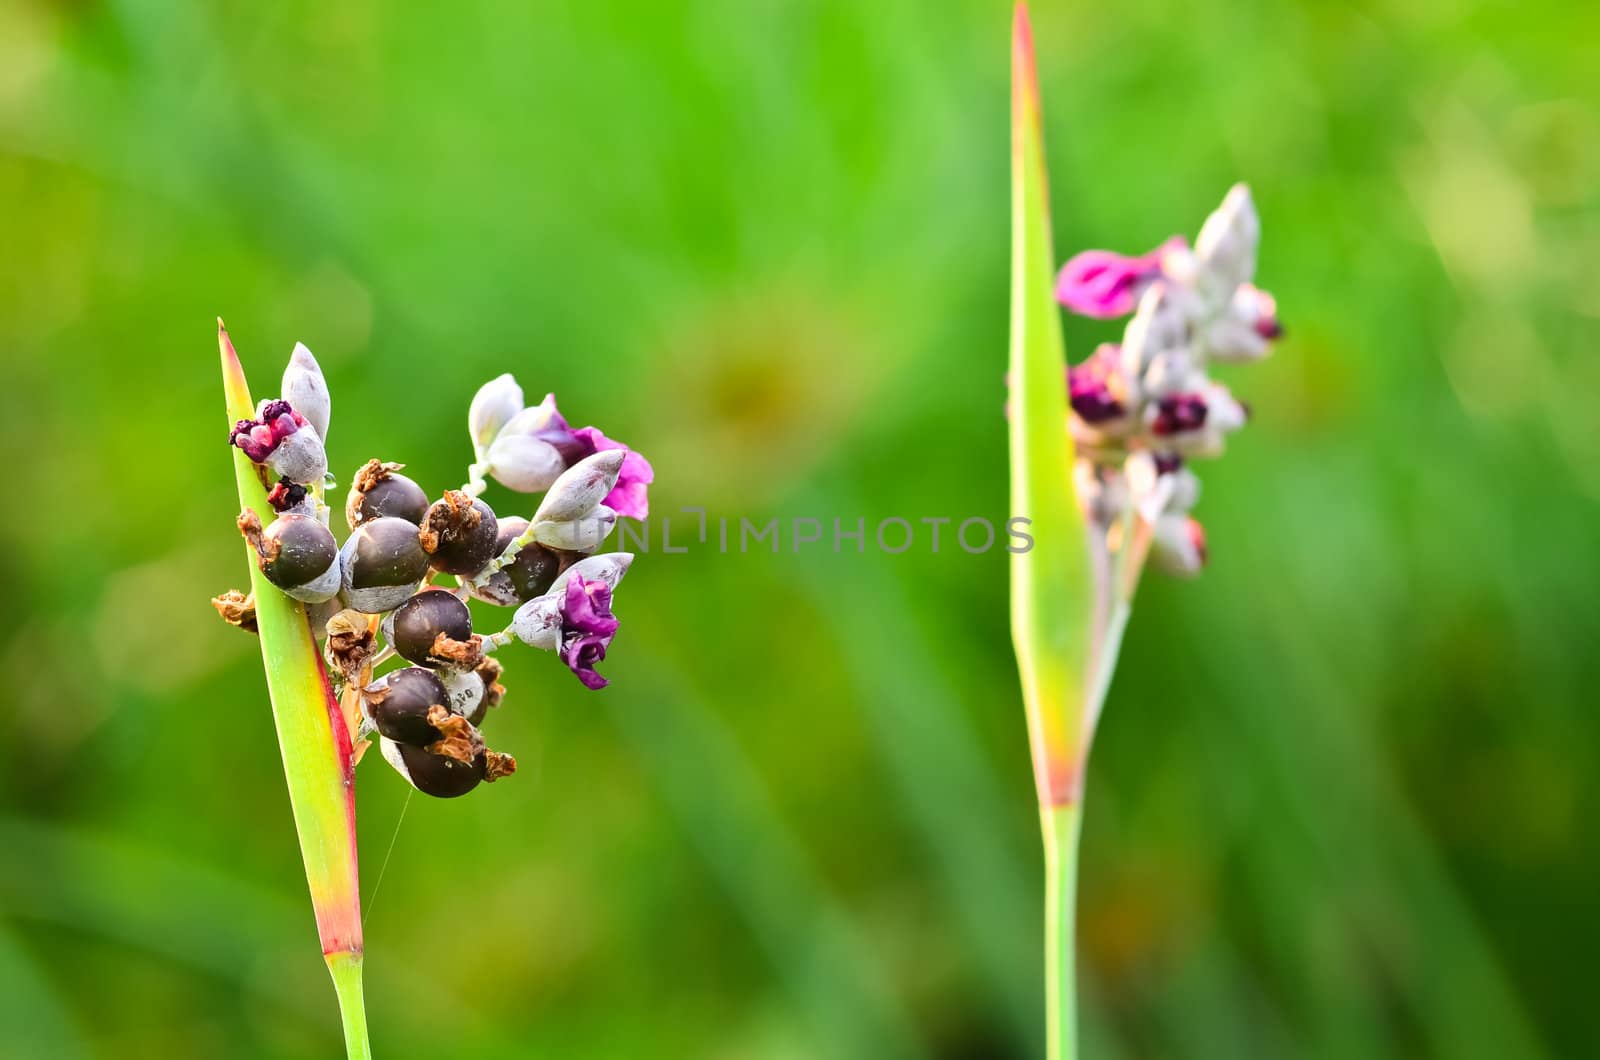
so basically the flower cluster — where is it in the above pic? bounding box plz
[1055,184,1281,575]
[220,346,651,798]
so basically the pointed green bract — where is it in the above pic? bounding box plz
[1011,9,1094,1059]
[220,322,369,1058]
[1009,7,1092,808]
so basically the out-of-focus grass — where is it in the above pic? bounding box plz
[1,0,1596,1056]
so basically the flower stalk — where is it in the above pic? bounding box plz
[219,322,369,1059]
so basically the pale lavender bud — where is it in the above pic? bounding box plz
[547,552,634,602]
[499,394,566,439]
[1194,183,1259,297]
[282,342,331,442]
[1125,451,1200,518]
[267,427,328,485]
[534,450,625,523]
[1119,283,1194,383]
[1205,284,1281,363]
[509,593,562,651]
[469,373,524,448]
[486,432,566,492]
[1150,513,1208,577]
[532,505,616,553]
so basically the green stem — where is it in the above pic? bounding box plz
[1043,802,1082,1060]
[326,951,371,1060]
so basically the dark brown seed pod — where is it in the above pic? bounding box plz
[363,667,449,746]
[346,460,430,530]
[379,738,484,798]
[419,491,499,576]
[339,516,429,613]
[469,516,565,606]
[391,589,473,668]
[256,513,340,602]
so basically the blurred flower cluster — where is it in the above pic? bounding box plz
[1055,184,1281,575]
[221,345,651,798]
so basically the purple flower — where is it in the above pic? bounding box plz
[229,399,307,462]
[1055,237,1186,318]
[559,574,619,690]
[1067,343,1127,424]
[530,395,655,520]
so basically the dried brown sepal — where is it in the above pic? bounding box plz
[483,751,517,782]
[474,656,506,709]
[325,609,378,686]
[211,589,258,634]
[425,704,485,765]
[236,508,276,564]
[429,631,485,670]
[346,459,404,529]
[418,489,480,555]
[352,458,405,494]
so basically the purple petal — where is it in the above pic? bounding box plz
[562,575,619,638]
[561,633,611,689]
[571,426,654,519]
[1055,237,1185,319]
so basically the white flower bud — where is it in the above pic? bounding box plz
[468,374,523,448]
[547,552,634,601]
[534,450,624,523]
[267,427,328,485]
[486,433,566,493]
[532,505,616,553]
[1120,284,1191,384]
[1204,284,1279,363]
[1150,513,1207,577]
[509,594,562,651]
[499,393,563,437]
[282,342,331,442]
[1194,183,1259,297]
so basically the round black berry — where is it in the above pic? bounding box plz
[363,667,449,746]
[420,491,499,576]
[339,516,429,613]
[259,513,340,603]
[380,738,484,798]
[391,589,473,668]
[346,461,429,530]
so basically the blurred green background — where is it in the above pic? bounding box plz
[2,0,1597,1056]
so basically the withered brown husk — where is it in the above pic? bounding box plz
[352,458,405,494]
[474,656,506,709]
[484,751,517,782]
[418,489,480,555]
[325,609,378,686]
[211,589,258,634]
[236,508,275,563]
[428,631,485,670]
[425,704,485,765]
